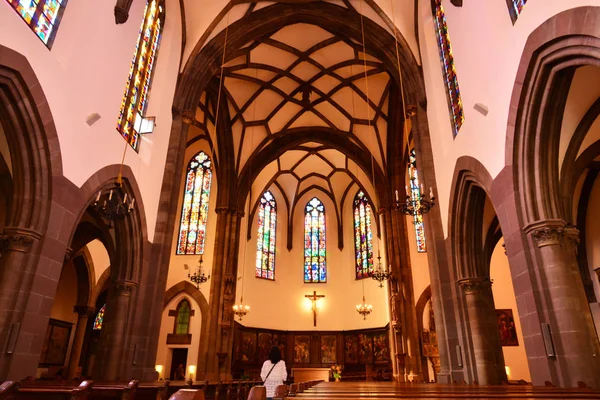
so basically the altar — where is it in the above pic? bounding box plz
[292,368,330,383]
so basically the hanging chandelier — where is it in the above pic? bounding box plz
[233,298,250,321]
[371,252,391,288]
[93,181,134,228]
[356,295,373,320]
[393,185,436,216]
[186,255,210,289]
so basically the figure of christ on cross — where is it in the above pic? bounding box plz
[305,290,325,327]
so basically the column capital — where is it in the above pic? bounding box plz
[114,279,139,296]
[73,305,97,317]
[457,277,492,294]
[0,227,43,253]
[524,219,566,248]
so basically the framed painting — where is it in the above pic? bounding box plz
[294,335,310,363]
[273,333,286,360]
[344,334,358,364]
[39,319,73,367]
[258,332,273,361]
[241,331,257,362]
[320,335,336,364]
[496,309,519,346]
[358,333,372,363]
[372,332,389,363]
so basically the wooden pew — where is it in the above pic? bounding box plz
[0,380,93,400]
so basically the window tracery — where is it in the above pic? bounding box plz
[256,191,277,280]
[304,197,326,283]
[507,0,527,22]
[93,304,105,330]
[354,190,374,279]
[174,300,191,334]
[409,149,427,252]
[6,0,67,47]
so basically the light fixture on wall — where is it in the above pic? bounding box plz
[185,255,210,289]
[393,185,436,216]
[371,251,391,288]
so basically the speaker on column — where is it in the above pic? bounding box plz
[541,323,556,357]
[5,323,20,354]
[456,345,463,367]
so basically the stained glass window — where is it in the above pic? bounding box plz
[432,0,464,137]
[93,304,105,331]
[116,0,165,151]
[175,300,191,334]
[354,191,374,279]
[507,0,527,23]
[6,0,68,47]
[409,149,426,252]
[256,191,277,280]
[177,151,212,255]
[304,197,326,283]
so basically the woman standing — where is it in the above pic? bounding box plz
[260,346,287,399]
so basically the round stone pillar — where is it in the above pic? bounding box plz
[67,306,96,379]
[458,277,506,385]
[525,220,600,388]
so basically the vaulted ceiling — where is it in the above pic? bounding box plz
[183,1,414,225]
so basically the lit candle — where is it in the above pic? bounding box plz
[130,198,135,210]
[123,193,128,204]
[405,185,410,197]
[429,187,434,199]
[108,190,113,201]
[420,184,424,193]
[96,191,101,202]
[395,190,399,202]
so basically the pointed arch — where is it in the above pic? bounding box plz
[256,190,276,280]
[177,151,212,255]
[353,190,374,279]
[304,197,326,283]
[116,0,165,150]
[174,299,191,334]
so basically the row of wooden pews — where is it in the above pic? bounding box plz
[167,380,263,399]
[288,381,600,400]
[0,379,170,400]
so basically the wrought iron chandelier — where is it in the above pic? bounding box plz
[393,185,436,216]
[371,252,391,288]
[186,255,210,289]
[93,182,134,228]
[356,295,373,320]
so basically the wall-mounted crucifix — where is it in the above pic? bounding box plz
[305,291,325,327]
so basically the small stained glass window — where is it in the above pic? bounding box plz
[177,151,212,255]
[116,0,165,151]
[256,191,277,280]
[409,149,426,252]
[5,0,68,47]
[175,300,191,334]
[93,304,105,331]
[507,0,527,23]
[304,197,326,283]
[432,0,464,137]
[354,190,374,279]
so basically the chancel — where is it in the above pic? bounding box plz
[1,0,600,397]
[305,291,326,327]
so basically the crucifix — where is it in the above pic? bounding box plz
[305,291,325,327]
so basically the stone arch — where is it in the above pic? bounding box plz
[0,45,62,381]
[501,6,600,387]
[164,281,210,374]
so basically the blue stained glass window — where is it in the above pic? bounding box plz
[432,0,464,137]
[177,151,212,255]
[354,191,374,279]
[409,149,426,252]
[93,304,105,330]
[256,191,277,280]
[5,0,68,47]
[507,0,527,23]
[304,197,326,283]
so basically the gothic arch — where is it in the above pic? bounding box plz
[164,281,210,373]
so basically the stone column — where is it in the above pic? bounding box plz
[67,306,96,379]
[0,227,43,380]
[458,277,506,385]
[101,280,138,380]
[525,220,600,388]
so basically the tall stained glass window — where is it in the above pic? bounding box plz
[93,304,106,331]
[409,149,426,252]
[304,197,326,283]
[6,0,68,47]
[507,0,527,23]
[354,191,374,279]
[175,300,191,334]
[116,0,165,151]
[432,0,464,137]
[177,151,212,255]
[256,191,277,280]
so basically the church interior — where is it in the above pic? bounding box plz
[1,0,600,398]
